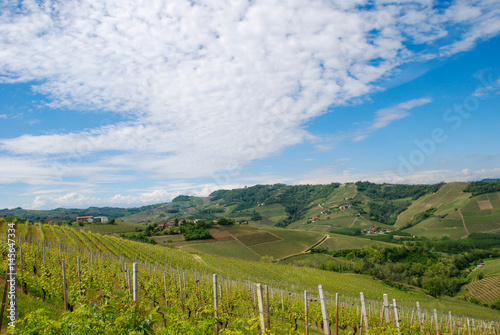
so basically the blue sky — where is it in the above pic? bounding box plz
[0,0,499,209]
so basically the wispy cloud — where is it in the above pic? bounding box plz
[353,98,432,142]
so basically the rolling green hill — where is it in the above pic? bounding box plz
[3,181,500,241]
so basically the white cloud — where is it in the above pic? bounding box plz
[294,166,500,186]
[29,181,246,209]
[353,97,431,141]
[0,0,499,207]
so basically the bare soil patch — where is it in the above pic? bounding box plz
[477,200,493,210]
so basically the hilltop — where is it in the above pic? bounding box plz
[2,180,500,240]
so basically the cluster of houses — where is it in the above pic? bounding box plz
[156,218,220,228]
[362,227,392,235]
[308,201,355,223]
[76,216,109,223]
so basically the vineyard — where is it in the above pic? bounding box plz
[463,277,500,306]
[1,221,499,334]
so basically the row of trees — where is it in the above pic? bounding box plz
[464,180,500,196]
[355,181,444,201]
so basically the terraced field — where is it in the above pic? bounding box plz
[463,277,500,305]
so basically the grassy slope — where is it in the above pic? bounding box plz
[469,258,500,280]
[317,233,399,250]
[396,182,469,229]
[174,225,323,260]
[461,192,500,234]
[400,186,500,239]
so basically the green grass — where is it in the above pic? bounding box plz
[254,203,286,224]
[309,225,332,232]
[245,227,324,259]
[174,225,324,260]
[403,216,469,239]
[318,234,397,250]
[222,224,261,237]
[236,231,282,246]
[468,258,500,280]
[181,240,261,261]
[281,252,352,269]
[0,284,65,329]
[324,184,357,204]
[151,234,186,244]
[76,222,140,234]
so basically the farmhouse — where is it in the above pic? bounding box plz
[93,216,108,223]
[76,216,94,223]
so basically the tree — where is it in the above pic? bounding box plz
[251,210,263,221]
[217,217,234,225]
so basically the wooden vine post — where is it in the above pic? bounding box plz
[383,294,390,324]
[127,269,131,297]
[179,274,184,313]
[196,279,203,306]
[281,291,285,322]
[360,292,369,332]
[335,293,339,335]
[393,299,401,334]
[133,262,138,302]
[304,291,309,335]
[449,311,453,335]
[434,309,440,335]
[318,285,330,335]
[62,259,68,311]
[265,285,271,331]
[213,274,219,333]
[256,284,266,334]
[77,256,81,293]
[163,272,168,308]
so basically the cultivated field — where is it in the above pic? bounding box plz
[316,233,398,250]
[463,277,500,305]
[175,224,324,261]
[461,192,500,234]
[396,182,469,229]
